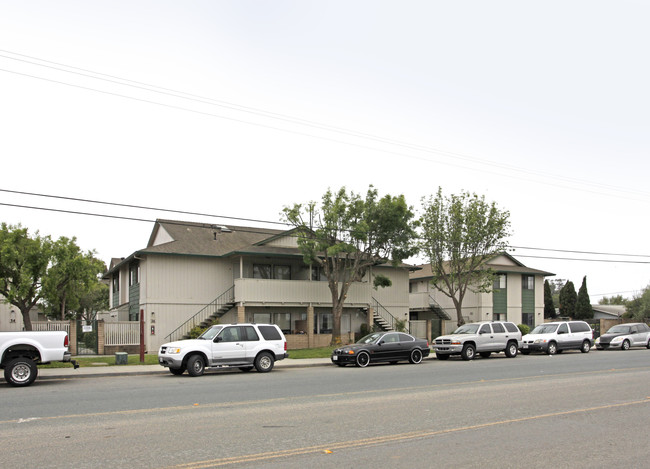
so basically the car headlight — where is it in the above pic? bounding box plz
[611,337,622,344]
[166,347,181,354]
[534,339,546,344]
[595,338,600,344]
[451,341,461,345]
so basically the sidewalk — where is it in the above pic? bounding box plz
[36,357,332,380]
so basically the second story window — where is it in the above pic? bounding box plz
[493,274,506,290]
[523,275,534,290]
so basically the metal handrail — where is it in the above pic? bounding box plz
[372,297,400,331]
[164,285,235,342]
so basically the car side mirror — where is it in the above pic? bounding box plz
[378,340,385,345]
[214,337,222,343]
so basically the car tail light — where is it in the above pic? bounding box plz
[284,341,287,351]
[64,335,69,347]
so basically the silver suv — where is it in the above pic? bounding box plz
[433,321,522,360]
[158,323,288,376]
[521,321,593,355]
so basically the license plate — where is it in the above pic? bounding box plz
[332,355,338,361]
[523,344,528,349]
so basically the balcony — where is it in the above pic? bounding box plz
[234,278,371,307]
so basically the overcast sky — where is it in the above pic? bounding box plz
[1,1,648,302]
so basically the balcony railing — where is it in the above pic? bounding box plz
[234,278,371,306]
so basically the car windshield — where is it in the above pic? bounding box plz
[530,324,558,334]
[356,333,383,344]
[198,325,223,340]
[607,325,631,334]
[452,324,479,334]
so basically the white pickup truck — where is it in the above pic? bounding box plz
[1,331,78,386]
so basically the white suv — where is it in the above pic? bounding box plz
[521,321,593,355]
[433,321,522,360]
[158,323,288,376]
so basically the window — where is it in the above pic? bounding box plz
[253,313,272,324]
[479,324,491,334]
[383,333,399,343]
[318,314,333,334]
[253,264,271,279]
[522,313,534,327]
[504,322,519,333]
[219,327,240,342]
[492,323,505,333]
[569,322,589,333]
[242,326,259,341]
[129,264,139,286]
[258,325,282,341]
[558,323,568,334]
[493,274,506,289]
[493,313,506,321]
[112,276,119,293]
[523,275,534,290]
[398,333,414,342]
[273,265,291,280]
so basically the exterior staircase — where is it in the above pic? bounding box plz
[165,286,235,343]
[372,298,400,332]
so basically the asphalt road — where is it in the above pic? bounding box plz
[1,349,649,468]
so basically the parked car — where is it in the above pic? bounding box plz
[331,332,430,367]
[595,323,650,350]
[158,323,288,376]
[433,321,522,360]
[521,321,593,355]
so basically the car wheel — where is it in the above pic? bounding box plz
[461,344,475,361]
[647,340,650,350]
[480,352,491,359]
[4,357,38,387]
[356,351,370,367]
[409,349,423,364]
[169,367,185,375]
[186,355,206,377]
[546,342,557,355]
[239,366,254,372]
[254,352,274,373]
[621,340,630,351]
[436,353,450,360]
[505,342,518,358]
[580,340,591,353]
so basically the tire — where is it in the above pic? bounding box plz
[409,349,423,364]
[186,355,206,377]
[621,340,630,351]
[461,344,475,361]
[480,352,491,359]
[355,351,370,367]
[4,357,38,387]
[239,366,254,372]
[546,342,557,355]
[254,352,274,373]
[435,353,450,360]
[647,340,650,350]
[505,342,518,358]
[169,367,185,375]
[581,341,591,353]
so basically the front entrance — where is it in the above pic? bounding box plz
[76,319,98,355]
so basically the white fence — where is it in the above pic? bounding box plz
[105,321,140,346]
[32,321,70,334]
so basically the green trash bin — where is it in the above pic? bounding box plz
[115,352,128,365]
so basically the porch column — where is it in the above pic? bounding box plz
[307,304,314,348]
[237,305,246,323]
[97,320,105,355]
[69,320,77,355]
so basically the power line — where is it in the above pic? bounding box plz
[2,193,650,264]
[2,51,650,202]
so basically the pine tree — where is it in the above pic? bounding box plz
[559,281,577,318]
[544,280,556,318]
[575,276,594,319]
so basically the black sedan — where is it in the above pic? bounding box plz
[331,331,430,367]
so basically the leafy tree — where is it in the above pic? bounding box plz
[76,278,109,321]
[599,294,626,305]
[41,236,106,320]
[283,186,417,345]
[419,187,511,326]
[0,223,53,330]
[544,280,556,319]
[574,276,593,319]
[559,281,577,318]
[624,284,650,319]
[548,279,566,308]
